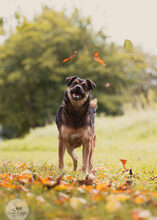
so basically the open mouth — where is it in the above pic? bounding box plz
[71,92,82,100]
[70,86,85,101]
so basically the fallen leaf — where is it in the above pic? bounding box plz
[150,176,157,181]
[116,193,130,202]
[62,50,78,63]
[105,200,122,212]
[96,166,108,171]
[94,51,106,67]
[56,192,70,204]
[77,187,85,193]
[133,195,146,204]
[77,174,95,186]
[26,192,34,198]
[18,185,29,192]
[132,209,151,220]
[96,183,110,191]
[21,170,32,174]
[43,173,64,189]
[152,192,157,197]
[70,197,86,209]
[138,210,151,219]
[36,195,46,203]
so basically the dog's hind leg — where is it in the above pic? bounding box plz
[67,148,78,171]
[58,136,66,170]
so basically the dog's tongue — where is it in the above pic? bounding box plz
[73,93,80,98]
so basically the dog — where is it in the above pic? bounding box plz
[55,76,97,173]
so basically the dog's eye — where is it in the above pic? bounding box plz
[74,80,79,85]
[82,83,87,89]
[71,81,77,86]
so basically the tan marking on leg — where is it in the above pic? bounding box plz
[58,136,66,170]
[67,148,78,171]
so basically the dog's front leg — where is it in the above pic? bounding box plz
[89,135,96,173]
[82,140,91,173]
[67,148,78,171]
[58,136,65,170]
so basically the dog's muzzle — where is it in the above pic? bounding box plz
[70,85,85,101]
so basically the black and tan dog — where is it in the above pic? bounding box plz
[55,76,97,173]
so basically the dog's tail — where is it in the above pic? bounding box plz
[90,98,97,112]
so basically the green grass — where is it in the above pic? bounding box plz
[0,108,157,220]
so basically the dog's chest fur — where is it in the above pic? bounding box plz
[56,91,96,148]
[61,125,92,148]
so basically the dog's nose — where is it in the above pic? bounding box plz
[75,85,81,91]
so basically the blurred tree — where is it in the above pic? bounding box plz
[124,48,157,108]
[0,7,150,138]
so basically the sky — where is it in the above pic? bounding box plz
[0,0,157,55]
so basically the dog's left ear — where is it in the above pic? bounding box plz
[86,79,96,92]
[66,76,78,86]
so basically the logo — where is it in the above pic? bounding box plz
[6,199,29,220]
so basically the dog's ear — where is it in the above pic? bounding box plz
[66,76,78,86]
[86,79,96,92]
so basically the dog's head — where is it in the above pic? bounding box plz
[66,76,96,106]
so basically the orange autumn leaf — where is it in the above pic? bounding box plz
[132,209,151,220]
[96,183,109,191]
[94,51,106,67]
[62,50,78,63]
[20,162,26,169]
[133,195,146,204]
[120,159,127,170]
[94,51,98,58]
[56,192,70,205]
[0,173,10,178]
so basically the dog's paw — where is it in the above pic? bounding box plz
[81,167,88,174]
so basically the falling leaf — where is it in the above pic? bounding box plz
[124,39,134,54]
[62,50,78,63]
[94,51,106,67]
[120,159,127,170]
[105,82,110,88]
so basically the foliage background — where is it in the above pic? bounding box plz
[0,7,156,138]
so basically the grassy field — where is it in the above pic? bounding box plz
[0,109,157,220]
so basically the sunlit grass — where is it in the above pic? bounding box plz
[0,109,157,220]
[0,108,157,168]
